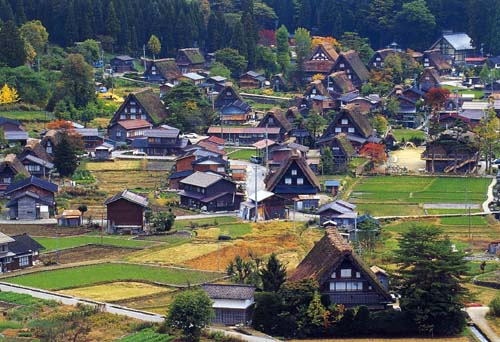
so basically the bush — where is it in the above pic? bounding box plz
[491,295,500,317]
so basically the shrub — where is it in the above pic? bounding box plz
[491,295,500,317]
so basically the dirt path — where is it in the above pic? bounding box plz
[466,306,500,342]
[482,178,497,213]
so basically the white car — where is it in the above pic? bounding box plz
[182,133,199,139]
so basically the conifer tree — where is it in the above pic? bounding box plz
[260,253,287,292]
[276,25,290,73]
[0,20,27,67]
[105,0,119,41]
[54,131,79,177]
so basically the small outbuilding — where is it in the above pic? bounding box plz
[58,210,82,227]
[202,284,256,326]
[104,189,149,234]
[324,180,340,196]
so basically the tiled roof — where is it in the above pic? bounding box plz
[143,128,180,138]
[5,176,58,194]
[117,119,152,130]
[253,139,277,150]
[24,154,54,169]
[9,233,45,254]
[203,284,255,300]
[207,127,281,135]
[104,189,149,207]
[440,33,474,51]
[180,171,226,188]
[113,55,134,61]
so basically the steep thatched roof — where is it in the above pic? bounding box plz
[133,88,169,124]
[290,227,392,301]
[258,107,293,132]
[0,154,29,176]
[336,50,370,82]
[146,58,182,81]
[177,48,205,65]
[265,154,320,192]
[335,133,355,156]
[328,71,356,94]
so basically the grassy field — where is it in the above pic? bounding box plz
[173,216,239,229]
[34,236,154,252]
[118,328,174,342]
[392,128,425,142]
[59,282,174,302]
[226,148,256,161]
[196,223,252,239]
[4,263,221,290]
[349,176,490,216]
[0,110,51,121]
[442,85,485,99]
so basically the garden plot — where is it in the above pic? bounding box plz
[39,245,139,264]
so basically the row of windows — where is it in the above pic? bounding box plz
[329,281,364,291]
[26,164,41,172]
[285,177,304,185]
[119,114,147,120]
[332,269,361,279]
[335,127,355,133]
[19,256,29,267]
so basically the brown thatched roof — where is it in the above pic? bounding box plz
[335,133,355,156]
[290,228,391,301]
[265,154,320,192]
[258,107,293,132]
[133,88,169,124]
[423,49,452,71]
[0,154,29,176]
[23,140,53,162]
[304,80,330,98]
[337,50,370,82]
[328,71,356,94]
[146,58,182,81]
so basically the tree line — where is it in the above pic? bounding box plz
[1,0,500,58]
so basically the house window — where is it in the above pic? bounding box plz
[217,199,226,207]
[27,165,41,172]
[141,114,147,120]
[348,75,352,79]
[425,76,430,80]
[341,119,348,125]
[3,177,11,183]
[131,114,136,120]
[346,281,363,291]
[340,269,352,278]
[46,146,52,154]
[335,127,341,133]
[154,137,161,143]
[116,131,122,137]
[19,256,29,267]
[373,62,377,66]
[356,272,361,278]
[291,169,297,176]
[332,147,339,151]
[424,63,429,67]
[376,57,381,61]
[131,107,136,113]
[268,117,274,124]
[297,178,304,185]
[120,114,126,120]
[285,178,292,185]
[348,127,355,133]
[339,63,344,68]
[331,271,336,278]
[227,92,232,96]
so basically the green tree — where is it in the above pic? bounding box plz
[260,253,287,292]
[305,112,326,147]
[339,32,374,64]
[254,2,278,30]
[474,108,499,173]
[227,255,255,284]
[303,291,326,336]
[214,48,248,77]
[394,0,436,51]
[147,34,161,60]
[489,1,500,55]
[57,54,95,109]
[19,20,49,55]
[294,27,311,85]
[0,20,27,67]
[479,63,491,84]
[151,210,176,232]
[54,132,80,177]
[276,25,290,73]
[78,204,88,220]
[241,0,257,69]
[320,147,334,174]
[74,39,100,65]
[252,292,284,335]
[209,62,231,79]
[395,225,468,335]
[0,127,6,147]
[372,114,388,135]
[166,290,214,342]
[256,45,278,77]
[105,0,119,41]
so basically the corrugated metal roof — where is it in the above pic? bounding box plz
[442,33,474,51]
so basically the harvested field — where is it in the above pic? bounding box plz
[115,291,177,315]
[126,242,231,265]
[35,235,153,252]
[92,170,165,194]
[0,224,89,237]
[58,281,174,302]
[40,245,136,264]
[289,337,472,342]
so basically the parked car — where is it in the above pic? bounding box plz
[250,156,262,164]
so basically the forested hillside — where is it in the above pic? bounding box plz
[0,0,499,56]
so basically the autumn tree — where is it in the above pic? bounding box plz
[0,84,20,104]
[425,87,450,116]
[311,36,341,50]
[19,20,48,56]
[359,142,387,163]
[148,34,161,60]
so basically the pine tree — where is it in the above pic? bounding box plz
[294,27,311,85]
[489,1,500,55]
[241,0,257,69]
[54,132,79,177]
[259,253,287,292]
[0,20,27,67]
[320,147,334,174]
[105,0,119,41]
[276,25,290,73]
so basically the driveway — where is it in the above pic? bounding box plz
[466,306,500,342]
[231,160,266,197]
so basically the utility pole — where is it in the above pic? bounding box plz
[143,44,147,71]
[254,164,258,222]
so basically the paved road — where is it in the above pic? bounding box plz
[229,160,267,197]
[483,178,497,213]
[0,218,57,225]
[176,212,239,220]
[466,306,500,342]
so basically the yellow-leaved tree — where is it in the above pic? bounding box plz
[0,84,20,104]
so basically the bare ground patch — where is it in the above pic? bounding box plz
[0,224,90,237]
[40,245,136,264]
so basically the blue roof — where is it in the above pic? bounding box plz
[130,137,149,148]
[168,170,194,179]
[5,176,58,194]
[325,180,340,186]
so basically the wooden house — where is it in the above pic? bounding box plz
[317,200,357,227]
[230,164,247,182]
[143,58,182,84]
[0,154,29,193]
[265,154,320,201]
[325,71,357,100]
[180,72,206,85]
[271,73,288,92]
[323,133,355,173]
[368,49,396,69]
[176,48,205,73]
[324,180,340,196]
[0,233,44,273]
[130,126,189,156]
[487,241,500,255]
[75,128,103,152]
[207,127,281,145]
[430,32,474,64]
[320,109,375,150]
[370,266,389,291]
[108,88,167,142]
[5,176,58,220]
[257,108,293,139]
[304,42,339,80]
[94,143,113,161]
[421,134,478,173]
[303,80,335,112]
[0,117,23,132]
[388,86,425,128]
[4,131,28,147]
[214,83,252,123]
[290,227,392,309]
[419,67,441,92]
[421,50,452,75]
[202,284,255,326]
[111,55,135,73]
[239,71,266,89]
[19,141,54,178]
[105,190,149,234]
[192,156,227,174]
[179,171,243,212]
[239,190,288,221]
[330,50,370,88]
[57,209,82,227]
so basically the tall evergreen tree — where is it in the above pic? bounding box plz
[54,131,79,177]
[489,1,500,55]
[241,0,257,69]
[260,253,287,292]
[0,20,27,67]
[276,24,290,73]
[294,27,311,85]
[105,0,119,41]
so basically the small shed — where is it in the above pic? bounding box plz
[202,284,255,326]
[94,143,113,161]
[58,210,82,227]
[370,265,389,291]
[324,180,340,196]
[488,240,500,255]
[230,165,247,182]
[240,190,288,221]
[295,194,320,211]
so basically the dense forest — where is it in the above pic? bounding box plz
[0,0,500,56]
